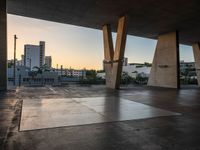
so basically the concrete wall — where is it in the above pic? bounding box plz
[148,32,180,88]
[0,0,7,90]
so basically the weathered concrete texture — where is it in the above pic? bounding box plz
[0,89,21,149]
[0,0,7,91]
[103,16,127,89]
[103,24,114,88]
[1,85,200,150]
[192,43,200,86]
[20,97,179,131]
[148,32,180,88]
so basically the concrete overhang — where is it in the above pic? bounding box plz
[7,0,200,45]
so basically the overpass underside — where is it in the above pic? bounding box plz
[1,0,200,90]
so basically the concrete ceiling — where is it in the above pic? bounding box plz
[7,0,200,45]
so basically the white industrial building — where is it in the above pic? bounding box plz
[97,63,151,79]
[24,41,45,70]
[65,69,86,78]
[122,63,151,78]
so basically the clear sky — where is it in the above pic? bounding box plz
[7,14,194,70]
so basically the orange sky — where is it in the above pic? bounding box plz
[7,15,104,70]
[7,14,194,70]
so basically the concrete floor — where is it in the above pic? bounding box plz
[1,85,200,150]
[20,97,179,131]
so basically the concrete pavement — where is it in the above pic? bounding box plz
[1,85,200,150]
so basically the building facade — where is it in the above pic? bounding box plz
[24,41,45,69]
[123,57,128,66]
[65,69,86,78]
[7,66,58,86]
[45,56,52,68]
[123,63,151,78]
[98,63,151,79]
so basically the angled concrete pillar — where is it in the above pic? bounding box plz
[103,24,114,87]
[192,43,200,86]
[0,0,7,91]
[103,16,127,89]
[148,31,180,88]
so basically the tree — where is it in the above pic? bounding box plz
[86,70,97,80]
[144,62,152,67]
[30,65,50,85]
[32,64,50,74]
[121,72,132,84]
[8,61,14,68]
[135,73,148,85]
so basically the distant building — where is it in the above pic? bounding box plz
[180,61,195,73]
[24,41,45,69]
[16,55,24,66]
[123,63,151,78]
[45,56,52,68]
[65,69,86,78]
[39,41,45,66]
[7,66,58,86]
[97,62,151,79]
[123,57,128,66]
[21,55,24,66]
[96,72,105,79]
[180,61,196,80]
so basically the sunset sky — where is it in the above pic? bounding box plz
[7,14,194,70]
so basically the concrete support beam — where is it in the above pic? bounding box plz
[103,24,114,87]
[0,0,7,91]
[192,43,200,86]
[148,31,180,88]
[103,16,127,89]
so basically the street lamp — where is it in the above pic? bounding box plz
[13,35,18,86]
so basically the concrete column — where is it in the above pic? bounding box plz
[103,24,114,87]
[192,43,200,86]
[148,31,180,88]
[0,0,7,91]
[103,16,127,89]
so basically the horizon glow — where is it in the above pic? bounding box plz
[7,14,194,70]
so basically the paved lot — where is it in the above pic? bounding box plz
[1,85,200,150]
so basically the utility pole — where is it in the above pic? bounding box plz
[13,35,17,86]
[61,65,63,76]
